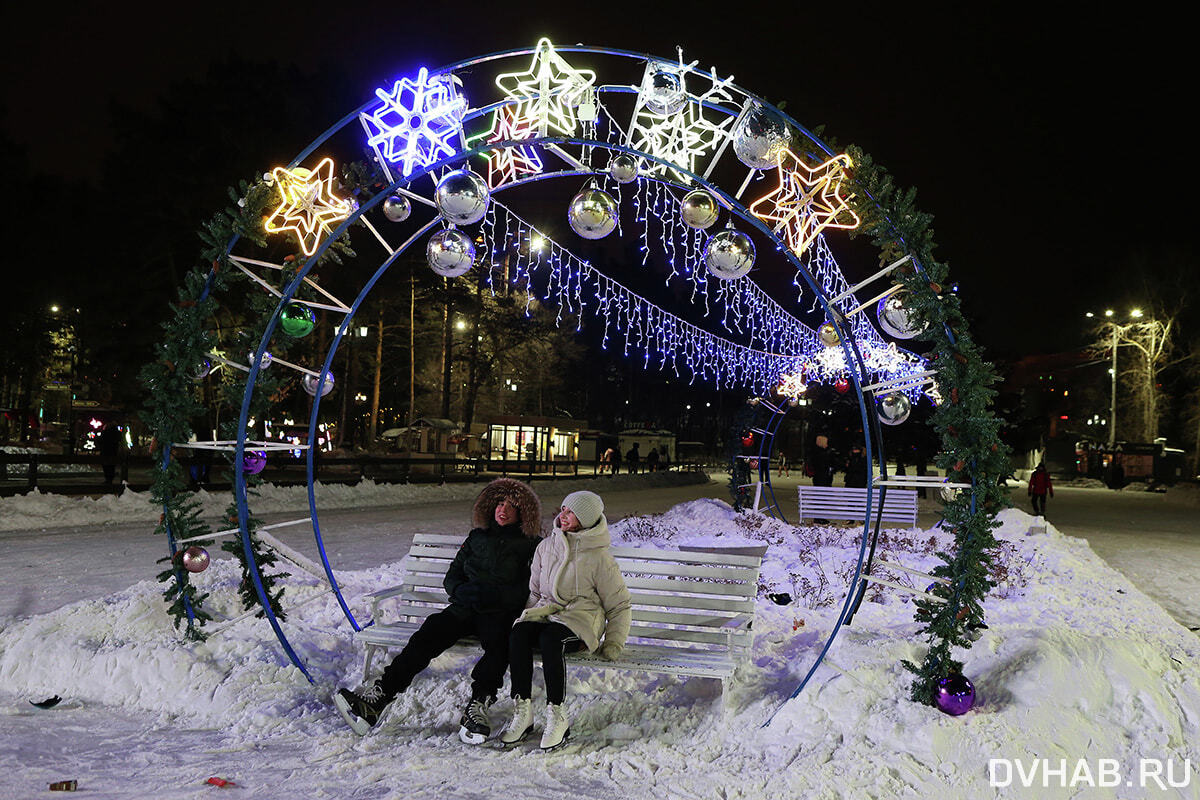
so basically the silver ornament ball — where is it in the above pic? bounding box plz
[877,392,913,426]
[382,194,412,222]
[247,350,273,371]
[181,546,210,573]
[818,322,841,347]
[567,187,619,240]
[641,67,686,115]
[877,290,926,339]
[434,169,490,225]
[703,228,755,280]
[679,189,720,230]
[426,229,476,278]
[733,103,790,170]
[608,154,640,184]
[302,371,336,398]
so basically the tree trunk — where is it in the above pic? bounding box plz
[369,306,382,442]
[440,287,452,420]
[462,277,483,431]
[408,271,416,427]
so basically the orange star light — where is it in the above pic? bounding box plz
[263,158,354,256]
[748,151,859,258]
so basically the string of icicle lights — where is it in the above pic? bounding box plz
[476,194,927,396]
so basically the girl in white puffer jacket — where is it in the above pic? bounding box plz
[500,490,632,750]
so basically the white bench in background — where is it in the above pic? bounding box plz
[796,485,918,527]
[355,533,764,694]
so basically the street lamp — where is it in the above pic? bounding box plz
[1088,308,1142,447]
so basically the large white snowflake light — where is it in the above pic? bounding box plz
[627,57,735,181]
[361,68,467,178]
[495,38,596,137]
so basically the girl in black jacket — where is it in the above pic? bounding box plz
[335,478,542,743]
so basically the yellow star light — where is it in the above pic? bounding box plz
[468,106,544,188]
[777,370,808,400]
[749,151,860,258]
[495,38,596,137]
[263,158,354,256]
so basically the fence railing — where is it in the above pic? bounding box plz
[0,451,708,495]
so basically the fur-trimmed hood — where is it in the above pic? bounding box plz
[472,478,543,538]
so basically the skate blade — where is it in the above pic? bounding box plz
[498,727,532,747]
[333,693,372,737]
[459,726,488,745]
[540,728,570,752]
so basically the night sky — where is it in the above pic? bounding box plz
[4,4,1194,360]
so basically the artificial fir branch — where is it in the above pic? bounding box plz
[828,140,1012,705]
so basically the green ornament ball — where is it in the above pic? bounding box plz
[280,303,315,337]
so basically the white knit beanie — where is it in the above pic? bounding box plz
[562,490,604,529]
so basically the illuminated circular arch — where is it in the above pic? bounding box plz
[159,42,965,701]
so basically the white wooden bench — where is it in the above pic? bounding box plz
[796,485,918,527]
[355,533,763,693]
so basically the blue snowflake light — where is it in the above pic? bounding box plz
[361,68,467,178]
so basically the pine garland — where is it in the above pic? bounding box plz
[836,142,1011,705]
[140,170,361,637]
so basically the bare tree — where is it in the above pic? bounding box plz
[1090,312,1183,442]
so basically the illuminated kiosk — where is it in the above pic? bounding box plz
[159,41,973,707]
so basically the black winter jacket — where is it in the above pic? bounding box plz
[444,521,540,617]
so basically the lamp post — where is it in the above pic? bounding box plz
[1086,308,1144,447]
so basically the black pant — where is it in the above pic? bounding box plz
[509,621,584,705]
[1031,493,1047,516]
[102,464,116,484]
[379,607,516,701]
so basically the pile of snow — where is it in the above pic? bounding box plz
[0,470,707,532]
[2,499,1198,797]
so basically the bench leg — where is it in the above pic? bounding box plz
[363,644,377,680]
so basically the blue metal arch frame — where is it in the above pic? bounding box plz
[163,44,971,701]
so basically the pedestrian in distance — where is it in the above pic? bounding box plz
[334,478,543,743]
[97,423,122,486]
[646,447,659,473]
[500,490,631,750]
[610,447,622,478]
[1029,462,1053,517]
[809,435,836,488]
[843,444,868,489]
[626,443,640,474]
[777,452,789,478]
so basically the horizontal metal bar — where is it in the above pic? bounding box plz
[873,557,951,586]
[828,255,911,305]
[860,574,947,602]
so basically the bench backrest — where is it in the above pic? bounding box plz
[394,533,763,655]
[797,485,918,525]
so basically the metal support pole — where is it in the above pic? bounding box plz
[1109,324,1117,447]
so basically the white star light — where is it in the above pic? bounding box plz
[361,68,467,178]
[495,38,596,137]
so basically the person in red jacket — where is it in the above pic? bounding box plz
[1029,462,1053,516]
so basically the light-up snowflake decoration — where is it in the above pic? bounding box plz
[495,38,596,137]
[468,106,544,188]
[627,57,735,181]
[262,158,354,256]
[749,150,859,258]
[361,67,467,178]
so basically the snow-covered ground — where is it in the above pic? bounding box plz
[2,481,1199,798]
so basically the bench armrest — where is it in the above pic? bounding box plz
[366,584,410,621]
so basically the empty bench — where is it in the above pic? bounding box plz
[356,533,764,693]
[797,485,918,527]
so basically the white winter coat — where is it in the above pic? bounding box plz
[517,515,632,654]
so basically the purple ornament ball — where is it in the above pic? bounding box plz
[935,673,976,716]
[243,450,267,475]
[181,546,210,573]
